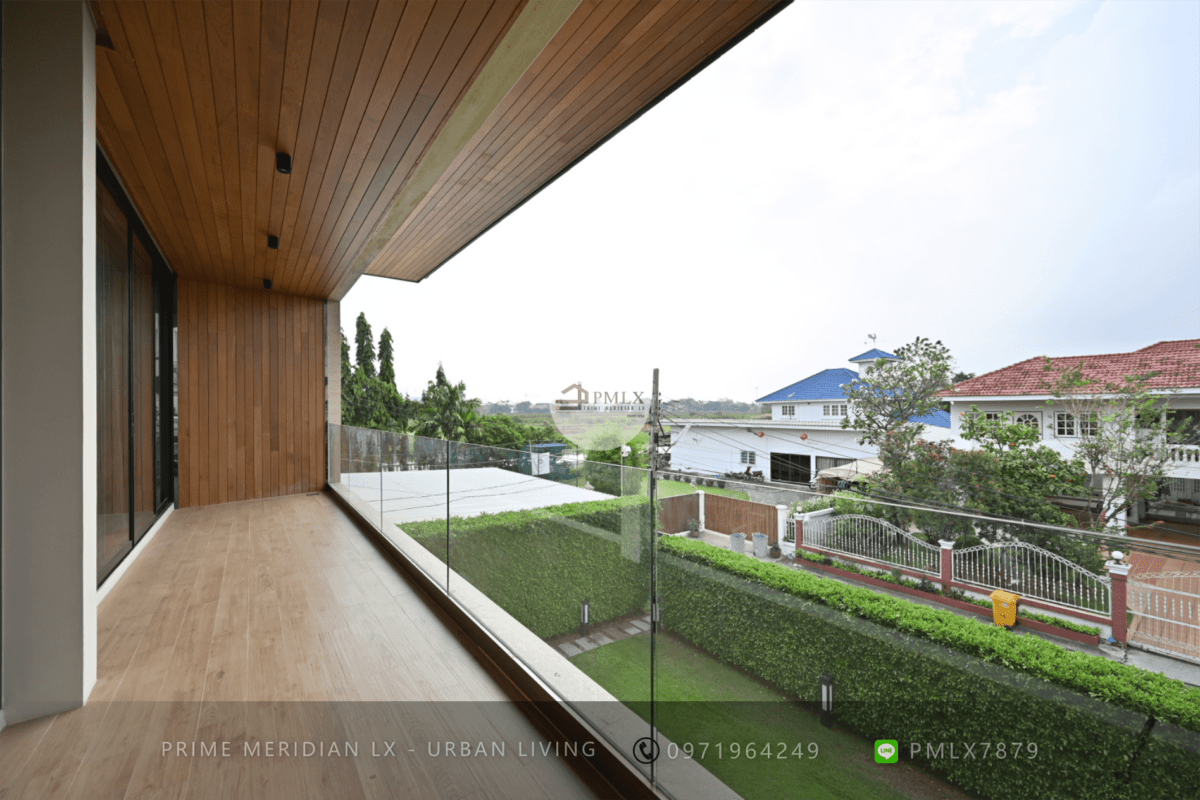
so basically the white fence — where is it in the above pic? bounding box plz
[804,514,940,575]
[952,541,1110,615]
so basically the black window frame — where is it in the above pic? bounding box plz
[97,151,177,585]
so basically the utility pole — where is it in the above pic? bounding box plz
[648,367,659,781]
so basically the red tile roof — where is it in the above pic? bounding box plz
[941,340,1200,397]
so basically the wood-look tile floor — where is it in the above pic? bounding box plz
[0,493,613,799]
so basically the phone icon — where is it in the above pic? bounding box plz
[632,737,660,764]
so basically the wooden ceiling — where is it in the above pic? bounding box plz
[93,1,787,300]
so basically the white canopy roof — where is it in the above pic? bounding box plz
[815,457,884,481]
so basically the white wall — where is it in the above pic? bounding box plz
[948,395,1200,479]
[669,424,878,480]
[771,401,833,422]
[1,1,98,722]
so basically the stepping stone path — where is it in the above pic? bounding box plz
[554,612,653,657]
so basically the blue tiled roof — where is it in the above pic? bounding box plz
[912,408,952,429]
[848,348,899,362]
[756,367,952,430]
[757,369,858,402]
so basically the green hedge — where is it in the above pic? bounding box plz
[403,496,651,637]
[658,537,1200,799]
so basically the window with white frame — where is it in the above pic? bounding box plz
[1056,412,1076,437]
[1015,412,1040,434]
[740,450,756,465]
[823,404,848,417]
[781,405,795,417]
[1079,412,1099,437]
[984,411,1004,422]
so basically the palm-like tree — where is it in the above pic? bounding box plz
[417,365,480,441]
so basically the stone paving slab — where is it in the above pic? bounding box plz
[557,642,583,657]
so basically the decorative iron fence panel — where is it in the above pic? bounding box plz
[952,541,1110,614]
[804,515,939,575]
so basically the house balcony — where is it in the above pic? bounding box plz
[1167,444,1200,478]
[0,493,630,799]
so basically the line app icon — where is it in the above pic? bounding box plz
[875,740,898,764]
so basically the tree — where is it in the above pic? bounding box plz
[952,371,976,384]
[842,337,955,468]
[583,433,650,496]
[354,312,376,378]
[341,330,352,385]
[1041,359,1193,530]
[417,363,480,440]
[866,411,1096,569]
[465,415,566,449]
[378,328,396,387]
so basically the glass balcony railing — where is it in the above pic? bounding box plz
[328,422,1200,800]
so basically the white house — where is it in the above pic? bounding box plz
[940,339,1200,528]
[667,349,951,485]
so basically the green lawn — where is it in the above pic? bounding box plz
[571,635,919,800]
[659,479,750,501]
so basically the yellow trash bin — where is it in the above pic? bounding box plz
[989,590,1020,627]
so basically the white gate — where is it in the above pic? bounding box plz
[1128,572,1200,664]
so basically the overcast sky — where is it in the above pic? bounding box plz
[342,0,1199,407]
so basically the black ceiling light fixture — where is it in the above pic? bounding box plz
[275,152,292,174]
[267,234,280,249]
[263,278,273,290]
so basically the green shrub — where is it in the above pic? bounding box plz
[664,537,1199,732]
[831,490,885,517]
[659,538,1200,799]
[790,495,836,515]
[403,496,652,637]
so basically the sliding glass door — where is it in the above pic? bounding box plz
[97,154,176,585]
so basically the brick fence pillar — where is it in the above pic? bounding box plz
[795,517,803,549]
[1106,559,1131,643]
[939,540,955,593]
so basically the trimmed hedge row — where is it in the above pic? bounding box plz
[659,537,1200,799]
[403,497,651,638]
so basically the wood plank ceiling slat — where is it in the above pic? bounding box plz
[286,0,408,296]
[300,0,469,294]
[94,0,786,298]
[231,0,262,290]
[277,0,378,296]
[374,1,766,280]
[272,0,348,294]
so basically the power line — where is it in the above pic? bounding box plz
[660,414,1200,542]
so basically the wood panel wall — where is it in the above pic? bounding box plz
[658,494,699,534]
[177,280,325,508]
[705,494,779,545]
